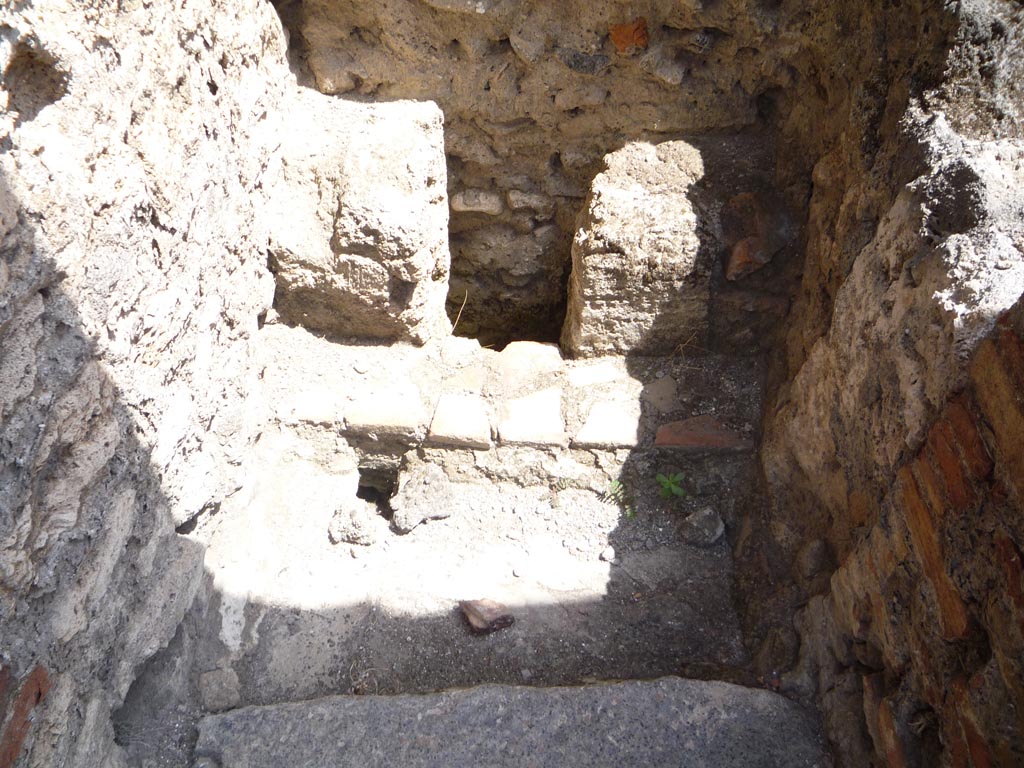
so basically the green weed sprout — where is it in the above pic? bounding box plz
[656,472,687,500]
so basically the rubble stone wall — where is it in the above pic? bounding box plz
[1,0,1023,766]
[759,2,1024,766]
[273,0,824,347]
[0,0,290,764]
[792,302,1024,766]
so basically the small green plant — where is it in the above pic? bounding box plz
[602,479,636,518]
[655,472,687,500]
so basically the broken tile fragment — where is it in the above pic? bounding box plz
[655,414,752,450]
[727,235,778,281]
[721,192,793,281]
[459,599,514,634]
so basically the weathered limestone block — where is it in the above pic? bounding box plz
[572,400,640,449]
[451,188,504,215]
[497,387,567,447]
[266,90,451,344]
[561,141,716,357]
[428,393,492,449]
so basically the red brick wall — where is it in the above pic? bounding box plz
[823,310,1024,767]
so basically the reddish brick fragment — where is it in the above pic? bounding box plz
[459,599,514,635]
[970,339,1024,502]
[862,674,910,768]
[654,414,752,450]
[0,665,50,768]
[878,700,910,768]
[927,422,974,512]
[726,236,772,281]
[944,396,993,481]
[723,193,770,281]
[898,467,971,640]
[609,17,648,54]
[949,678,994,768]
[913,454,948,523]
[907,628,943,709]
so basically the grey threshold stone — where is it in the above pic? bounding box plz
[196,676,829,768]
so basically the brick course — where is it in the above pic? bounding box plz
[820,310,1024,767]
[943,396,993,483]
[898,466,971,640]
[971,337,1024,504]
[0,665,50,768]
[926,422,975,513]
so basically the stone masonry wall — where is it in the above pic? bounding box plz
[765,112,1024,556]
[273,0,821,347]
[0,0,1021,765]
[792,301,1024,767]
[0,0,290,765]
[764,1,1024,556]
[759,2,1024,766]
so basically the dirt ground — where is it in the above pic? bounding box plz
[114,322,772,767]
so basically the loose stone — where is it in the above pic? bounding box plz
[328,501,385,546]
[678,507,725,547]
[459,599,515,634]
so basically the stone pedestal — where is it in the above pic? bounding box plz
[266,90,452,344]
[561,141,715,357]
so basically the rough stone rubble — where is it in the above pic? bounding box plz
[0,0,291,764]
[265,90,452,345]
[1,0,1023,766]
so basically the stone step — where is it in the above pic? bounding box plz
[195,677,829,768]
